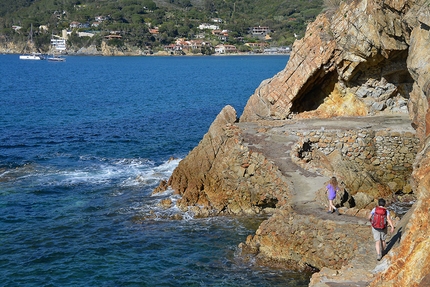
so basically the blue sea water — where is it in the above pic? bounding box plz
[0,54,310,286]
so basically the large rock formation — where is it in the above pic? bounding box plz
[241,0,430,285]
[369,1,430,286]
[240,0,414,122]
[239,209,372,272]
[369,134,430,285]
[153,105,292,216]
[155,0,430,285]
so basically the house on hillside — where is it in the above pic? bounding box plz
[51,37,66,51]
[69,21,81,28]
[212,29,229,41]
[189,40,205,50]
[198,23,219,30]
[250,26,271,36]
[175,38,187,47]
[95,16,107,22]
[214,44,237,54]
[164,44,183,55]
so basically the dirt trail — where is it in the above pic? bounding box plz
[237,114,414,221]
[238,123,334,218]
[237,114,414,283]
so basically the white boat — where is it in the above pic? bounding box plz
[20,24,44,60]
[19,53,45,60]
[47,55,66,62]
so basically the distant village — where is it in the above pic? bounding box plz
[11,13,292,55]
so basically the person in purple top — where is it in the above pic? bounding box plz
[326,176,340,215]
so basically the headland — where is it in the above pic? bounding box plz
[153,0,430,286]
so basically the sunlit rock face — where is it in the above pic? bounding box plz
[240,0,415,122]
[240,0,430,285]
[370,1,430,286]
[153,105,292,217]
[154,0,430,285]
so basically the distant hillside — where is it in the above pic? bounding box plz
[0,0,34,16]
[0,0,323,53]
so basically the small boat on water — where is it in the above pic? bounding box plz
[47,55,66,62]
[20,24,45,60]
[19,53,45,60]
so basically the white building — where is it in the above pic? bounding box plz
[51,37,66,51]
[198,23,219,30]
[214,44,237,54]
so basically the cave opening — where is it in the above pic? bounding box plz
[289,71,338,114]
[288,50,414,115]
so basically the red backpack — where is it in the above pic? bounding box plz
[371,206,387,230]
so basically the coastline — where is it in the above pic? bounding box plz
[1,47,290,57]
[149,0,430,285]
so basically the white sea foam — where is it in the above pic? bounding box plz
[10,157,181,188]
[0,169,11,177]
[127,158,181,187]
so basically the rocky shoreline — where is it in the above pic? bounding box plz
[153,105,416,284]
[153,0,430,286]
[1,43,290,57]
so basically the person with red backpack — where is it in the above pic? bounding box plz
[368,198,395,261]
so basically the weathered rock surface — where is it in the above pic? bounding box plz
[240,0,414,122]
[368,2,430,285]
[240,209,372,272]
[368,138,430,287]
[153,105,292,217]
[154,0,430,286]
[0,37,149,56]
[236,116,408,275]
[292,121,419,203]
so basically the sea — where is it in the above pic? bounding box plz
[0,54,311,286]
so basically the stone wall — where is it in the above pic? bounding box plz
[370,130,430,287]
[292,128,419,196]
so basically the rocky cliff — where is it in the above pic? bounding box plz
[241,0,416,123]
[155,0,430,285]
[153,105,293,217]
[0,38,148,56]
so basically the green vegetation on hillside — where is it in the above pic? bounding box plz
[0,0,323,53]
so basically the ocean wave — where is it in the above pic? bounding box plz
[132,157,180,186]
[0,157,181,189]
